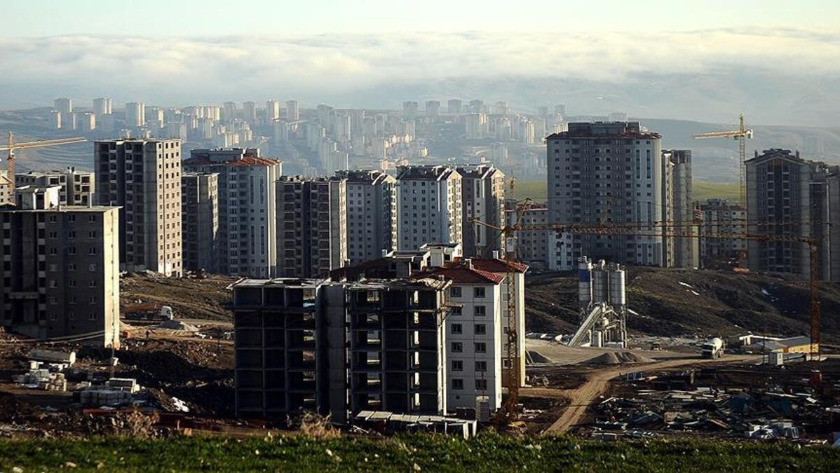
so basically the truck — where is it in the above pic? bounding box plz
[701,337,725,359]
[122,304,174,322]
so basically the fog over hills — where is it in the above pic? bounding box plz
[1,29,839,126]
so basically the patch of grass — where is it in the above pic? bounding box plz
[511,180,547,201]
[0,433,837,472]
[693,180,741,203]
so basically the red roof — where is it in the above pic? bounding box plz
[412,266,504,285]
[468,258,528,274]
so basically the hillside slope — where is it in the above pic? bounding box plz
[525,268,840,343]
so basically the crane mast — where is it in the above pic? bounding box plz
[0,132,87,195]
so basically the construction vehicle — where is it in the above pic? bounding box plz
[701,337,725,359]
[122,304,174,322]
[0,132,87,195]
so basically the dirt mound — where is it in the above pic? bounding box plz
[526,350,553,364]
[585,351,654,365]
[157,320,199,331]
[120,273,236,322]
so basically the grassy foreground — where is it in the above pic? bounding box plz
[1,434,838,472]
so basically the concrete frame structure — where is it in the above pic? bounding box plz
[184,148,282,278]
[698,198,747,268]
[662,150,698,268]
[232,277,450,422]
[276,176,348,278]
[547,122,664,269]
[506,201,550,269]
[396,165,463,251]
[458,165,505,258]
[336,169,397,266]
[181,172,220,273]
[1,186,120,347]
[15,167,95,206]
[95,139,183,276]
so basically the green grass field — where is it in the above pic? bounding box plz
[512,180,741,204]
[1,434,838,472]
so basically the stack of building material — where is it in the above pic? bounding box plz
[79,389,133,406]
[12,369,67,391]
[106,378,140,394]
[29,349,76,365]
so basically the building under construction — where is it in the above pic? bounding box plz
[232,277,450,422]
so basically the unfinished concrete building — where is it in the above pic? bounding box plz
[698,199,746,268]
[232,277,449,422]
[505,200,549,269]
[746,149,834,279]
[181,172,220,273]
[276,176,348,278]
[95,139,182,276]
[458,165,505,258]
[15,167,95,206]
[0,186,120,347]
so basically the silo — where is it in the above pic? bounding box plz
[609,263,626,306]
[577,256,593,308]
[592,260,608,304]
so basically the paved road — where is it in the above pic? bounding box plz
[539,354,758,434]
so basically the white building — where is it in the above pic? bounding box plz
[125,102,145,128]
[336,169,397,265]
[93,98,113,116]
[396,165,463,251]
[286,100,300,121]
[54,98,72,114]
[184,148,282,278]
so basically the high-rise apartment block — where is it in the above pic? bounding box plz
[184,148,281,278]
[336,170,397,266]
[396,165,463,251]
[0,171,10,205]
[0,186,119,347]
[447,99,462,115]
[181,172,220,273]
[506,201,550,269]
[232,277,451,421]
[547,122,664,269]
[93,98,113,116]
[698,198,746,267]
[662,150,698,268]
[458,165,505,258]
[746,149,834,279]
[15,167,95,206]
[54,98,72,114]
[276,176,348,278]
[95,139,183,276]
[266,100,281,122]
[125,102,145,128]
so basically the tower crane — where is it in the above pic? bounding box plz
[0,132,87,194]
[693,114,754,205]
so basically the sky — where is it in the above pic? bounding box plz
[1,0,839,125]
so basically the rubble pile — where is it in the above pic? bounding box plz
[590,370,839,440]
[586,351,654,365]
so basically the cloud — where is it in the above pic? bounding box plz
[0,29,838,121]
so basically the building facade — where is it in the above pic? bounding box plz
[276,176,348,278]
[547,122,664,269]
[458,165,505,258]
[336,169,397,266]
[184,148,282,277]
[0,186,119,347]
[95,139,183,276]
[181,172,220,273]
[698,198,746,268]
[15,167,95,206]
[662,149,698,268]
[396,165,463,251]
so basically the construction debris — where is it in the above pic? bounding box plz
[353,411,478,439]
[585,351,654,365]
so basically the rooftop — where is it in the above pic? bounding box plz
[547,121,661,140]
[396,165,459,181]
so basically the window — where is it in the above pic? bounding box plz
[88,313,97,320]
[452,360,463,371]
[475,361,487,372]
[452,342,463,353]
[475,379,488,390]
[450,306,462,316]
[452,378,464,390]
[474,305,486,317]
[475,324,486,335]
[475,342,486,353]
[474,287,486,298]
[452,324,462,334]
[450,287,462,298]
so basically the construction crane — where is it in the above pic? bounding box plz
[0,132,87,194]
[693,114,754,205]
[472,197,531,425]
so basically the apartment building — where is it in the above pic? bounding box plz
[547,122,664,269]
[336,169,396,266]
[95,139,182,276]
[698,198,746,268]
[458,165,505,258]
[0,186,119,347]
[276,176,347,278]
[181,172,220,273]
[0,171,10,205]
[662,150,698,268]
[232,277,450,422]
[15,167,95,206]
[184,148,282,277]
[396,165,463,251]
[505,201,550,269]
[746,149,834,279]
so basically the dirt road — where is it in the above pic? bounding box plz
[542,355,757,434]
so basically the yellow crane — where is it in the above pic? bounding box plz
[693,114,754,205]
[0,132,87,194]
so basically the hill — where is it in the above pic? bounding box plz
[525,267,840,344]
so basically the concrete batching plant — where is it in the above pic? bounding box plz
[568,256,628,348]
